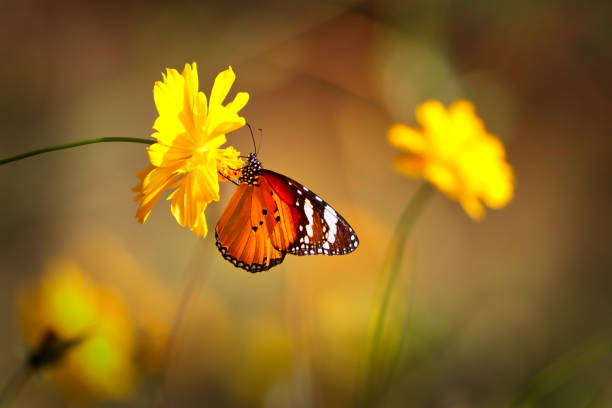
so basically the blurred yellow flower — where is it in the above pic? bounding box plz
[133,63,249,237]
[18,259,137,401]
[388,100,514,219]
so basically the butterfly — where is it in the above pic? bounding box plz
[215,152,359,272]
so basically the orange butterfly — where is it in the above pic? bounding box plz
[215,152,359,272]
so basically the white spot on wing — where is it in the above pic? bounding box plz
[323,205,338,244]
[304,198,314,237]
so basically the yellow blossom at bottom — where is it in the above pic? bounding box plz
[17,259,137,401]
[388,99,514,219]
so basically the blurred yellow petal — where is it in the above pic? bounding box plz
[424,161,459,197]
[460,194,486,220]
[415,99,448,134]
[388,123,427,153]
[65,335,135,399]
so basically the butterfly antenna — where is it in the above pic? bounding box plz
[246,123,257,154]
[257,128,264,154]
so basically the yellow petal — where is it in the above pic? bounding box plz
[388,124,427,153]
[191,156,221,204]
[168,175,193,227]
[39,261,99,339]
[153,69,185,117]
[415,99,448,134]
[423,161,460,197]
[191,211,209,237]
[203,134,227,151]
[67,334,136,398]
[182,62,199,115]
[448,99,476,120]
[206,108,245,139]
[169,173,211,237]
[193,91,208,131]
[449,99,485,144]
[226,92,249,113]
[481,164,514,208]
[152,116,185,142]
[146,141,192,170]
[460,194,485,220]
[209,66,236,110]
[133,167,180,223]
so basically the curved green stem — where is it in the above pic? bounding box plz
[360,182,434,406]
[0,363,31,408]
[511,333,612,407]
[0,137,154,166]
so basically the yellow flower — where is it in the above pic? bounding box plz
[18,259,137,401]
[133,63,248,237]
[388,100,514,219]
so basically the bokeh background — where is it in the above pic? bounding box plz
[1,0,611,407]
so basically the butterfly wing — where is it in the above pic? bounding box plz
[215,183,286,272]
[259,170,359,256]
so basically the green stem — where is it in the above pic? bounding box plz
[0,363,31,408]
[511,333,612,407]
[378,248,419,397]
[360,182,434,406]
[0,137,154,166]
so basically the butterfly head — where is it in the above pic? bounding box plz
[239,153,263,185]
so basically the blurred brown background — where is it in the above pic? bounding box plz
[0,0,611,407]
